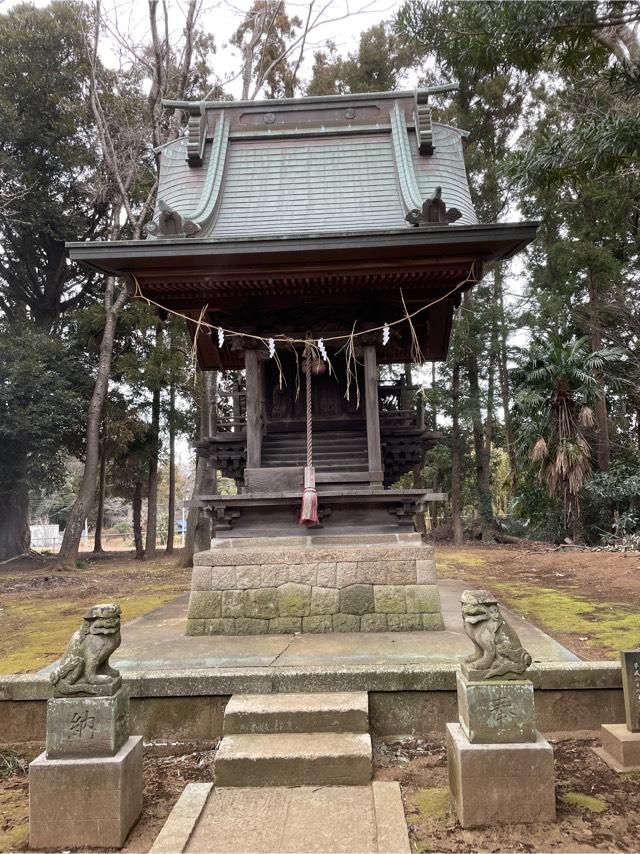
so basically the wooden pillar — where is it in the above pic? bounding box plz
[245,348,262,468]
[363,344,383,480]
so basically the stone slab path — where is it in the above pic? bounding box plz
[93,578,577,674]
[152,782,410,854]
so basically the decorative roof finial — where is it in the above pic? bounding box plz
[405,187,462,227]
[146,200,201,239]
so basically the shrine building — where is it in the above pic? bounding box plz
[68,88,536,539]
[68,89,537,635]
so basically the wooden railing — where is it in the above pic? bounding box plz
[378,383,424,429]
[212,384,425,432]
[213,389,246,432]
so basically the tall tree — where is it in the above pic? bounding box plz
[58,0,213,567]
[307,22,416,95]
[0,0,110,561]
[513,336,622,538]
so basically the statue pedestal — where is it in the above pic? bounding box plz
[46,686,130,758]
[446,723,556,827]
[29,735,143,849]
[448,672,555,827]
[30,686,142,849]
[456,672,536,744]
[594,724,640,771]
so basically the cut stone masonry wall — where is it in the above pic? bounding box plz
[186,541,443,635]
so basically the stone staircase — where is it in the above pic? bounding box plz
[151,691,411,853]
[214,691,372,787]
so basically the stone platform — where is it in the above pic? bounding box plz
[186,533,444,635]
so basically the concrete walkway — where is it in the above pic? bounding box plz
[151,782,410,854]
[94,578,577,674]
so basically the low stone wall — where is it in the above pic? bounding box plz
[0,662,625,746]
[186,542,443,635]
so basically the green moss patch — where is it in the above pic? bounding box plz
[492,582,640,657]
[412,786,453,823]
[0,555,189,675]
[560,792,609,813]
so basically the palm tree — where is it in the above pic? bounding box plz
[513,336,623,538]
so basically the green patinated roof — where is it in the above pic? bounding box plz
[151,90,477,240]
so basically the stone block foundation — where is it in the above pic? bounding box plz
[594,723,640,770]
[29,735,143,849]
[446,723,556,827]
[186,535,444,635]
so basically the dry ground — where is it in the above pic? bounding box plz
[375,734,640,853]
[2,736,640,852]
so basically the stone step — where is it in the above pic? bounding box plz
[223,692,369,735]
[265,432,366,442]
[214,732,372,787]
[262,452,367,460]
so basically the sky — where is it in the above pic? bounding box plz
[99,0,404,99]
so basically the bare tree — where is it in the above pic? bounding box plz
[218,0,378,100]
[58,0,203,568]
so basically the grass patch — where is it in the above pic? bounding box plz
[0,749,27,780]
[412,786,453,823]
[0,586,184,675]
[560,792,609,813]
[434,547,639,656]
[436,550,487,579]
[491,582,640,657]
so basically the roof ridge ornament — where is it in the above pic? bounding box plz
[414,83,459,157]
[186,102,207,167]
[406,187,462,227]
[145,200,201,239]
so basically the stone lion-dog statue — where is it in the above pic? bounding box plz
[50,603,122,696]
[460,589,532,680]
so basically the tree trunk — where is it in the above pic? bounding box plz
[588,269,610,471]
[495,266,517,488]
[145,382,161,558]
[132,479,145,560]
[0,450,30,562]
[166,380,176,554]
[464,293,493,537]
[93,438,107,553]
[485,282,498,459]
[57,277,127,569]
[451,363,464,545]
[182,370,217,567]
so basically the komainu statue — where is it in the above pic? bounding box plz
[50,603,122,697]
[460,589,532,680]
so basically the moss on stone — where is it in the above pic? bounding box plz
[277,583,311,617]
[560,792,609,813]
